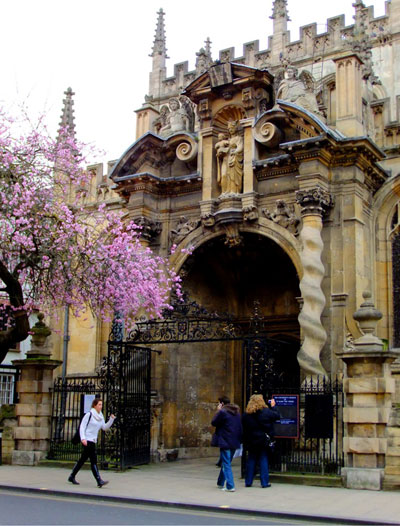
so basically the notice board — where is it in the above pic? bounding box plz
[271,394,299,439]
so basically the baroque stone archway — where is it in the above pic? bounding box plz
[167,232,302,420]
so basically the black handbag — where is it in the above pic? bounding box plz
[264,432,276,453]
[71,413,92,445]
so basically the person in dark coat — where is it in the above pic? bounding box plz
[211,395,242,492]
[242,394,280,488]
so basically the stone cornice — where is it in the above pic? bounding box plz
[113,171,202,198]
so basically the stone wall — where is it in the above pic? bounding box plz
[0,404,17,464]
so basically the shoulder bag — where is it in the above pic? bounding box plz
[71,413,92,445]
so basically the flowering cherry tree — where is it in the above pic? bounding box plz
[0,106,179,364]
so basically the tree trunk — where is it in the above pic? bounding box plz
[0,261,30,364]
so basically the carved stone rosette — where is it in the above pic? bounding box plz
[295,187,334,377]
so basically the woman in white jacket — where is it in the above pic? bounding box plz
[68,398,115,488]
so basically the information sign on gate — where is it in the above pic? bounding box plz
[271,394,299,439]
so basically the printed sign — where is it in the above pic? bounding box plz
[82,394,96,415]
[272,394,299,439]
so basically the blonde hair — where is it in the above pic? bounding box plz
[246,394,267,414]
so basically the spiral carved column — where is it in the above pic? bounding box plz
[295,187,334,378]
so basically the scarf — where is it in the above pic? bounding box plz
[90,408,104,421]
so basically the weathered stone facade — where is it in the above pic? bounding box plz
[49,1,400,488]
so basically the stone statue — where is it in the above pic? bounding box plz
[157,96,194,137]
[196,47,211,76]
[215,121,244,195]
[276,66,322,118]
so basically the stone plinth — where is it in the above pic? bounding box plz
[11,358,61,465]
[12,314,61,466]
[338,293,400,490]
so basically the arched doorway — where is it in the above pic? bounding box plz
[166,232,301,449]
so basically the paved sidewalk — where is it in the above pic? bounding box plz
[0,458,399,525]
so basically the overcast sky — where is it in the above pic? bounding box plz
[2,0,385,164]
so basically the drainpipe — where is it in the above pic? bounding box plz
[62,306,70,380]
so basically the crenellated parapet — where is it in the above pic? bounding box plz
[147,2,393,105]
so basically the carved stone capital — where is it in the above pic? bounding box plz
[295,187,334,217]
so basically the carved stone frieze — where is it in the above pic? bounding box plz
[243,205,258,222]
[170,216,200,243]
[201,212,215,228]
[262,200,300,235]
[344,332,356,352]
[135,217,162,242]
[223,224,243,248]
[295,187,334,217]
[242,87,255,110]
[197,98,211,122]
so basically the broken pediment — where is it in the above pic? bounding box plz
[183,63,275,120]
[109,132,198,182]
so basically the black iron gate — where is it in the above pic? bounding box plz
[49,344,155,470]
[104,342,157,468]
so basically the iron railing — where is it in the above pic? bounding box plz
[48,376,111,468]
[243,376,344,476]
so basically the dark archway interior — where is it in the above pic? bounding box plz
[154,233,301,449]
[182,232,300,337]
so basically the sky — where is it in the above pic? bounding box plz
[1,0,386,164]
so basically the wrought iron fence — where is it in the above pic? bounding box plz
[49,344,154,470]
[252,376,344,475]
[48,376,112,468]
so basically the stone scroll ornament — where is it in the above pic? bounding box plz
[295,187,334,377]
[175,136,198,162]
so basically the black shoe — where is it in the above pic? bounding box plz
[262,483,271,488]
[68,475,79,485]
[97,479,109,488]
[245,484,252,487]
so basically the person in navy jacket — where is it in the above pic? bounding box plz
[211,395,242,492]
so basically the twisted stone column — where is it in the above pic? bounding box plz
[295,187,334,377]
